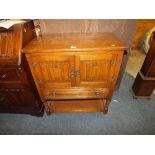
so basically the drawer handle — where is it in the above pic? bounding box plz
[76,70,80,77]
[1,53,7,57]
[0,97,5,102]
[52,92,57,98]
[1,74,7,79]
[24,28,27,32]
[0,88,24,92]
[96,92,101,97]
[70,71,76,78]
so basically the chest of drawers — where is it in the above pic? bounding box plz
[23,33,127,114]
[0,20,44,116]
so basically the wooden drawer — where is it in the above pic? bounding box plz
[0,89,36,107]
[0,67,31,89]
[44,88,109,100]
[0,68,20,82]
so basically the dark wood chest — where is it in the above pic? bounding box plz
[0,20,43,116]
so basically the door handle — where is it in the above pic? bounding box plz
[0,97,5,102]
[1,73,7,79]
[70,71,76,78]
[76,70,80,77]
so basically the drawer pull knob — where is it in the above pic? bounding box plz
[1,74,7,79]
[96,92,101,97]
[70,45,77,49]
[0,97,5,102]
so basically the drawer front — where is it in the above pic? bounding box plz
[44,88,109,100]
[0,68,21,82]
[0,89,36,107]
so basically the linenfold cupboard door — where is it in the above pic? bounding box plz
[75,53,118,88]
[26,54,75,98]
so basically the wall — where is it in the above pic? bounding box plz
[98,19,137,86]
[39,19,99,34]
[132,19,155,49]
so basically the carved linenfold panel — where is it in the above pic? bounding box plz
[39,61,71,82]
[80,60,112,81]
[27,54,75,92]
[75,53,116,87]
[0,32,14,58]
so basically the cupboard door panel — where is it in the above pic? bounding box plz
[75,53,117,87]
[26,54,75,100]
[0,32,14,58]
[0,90,36,107]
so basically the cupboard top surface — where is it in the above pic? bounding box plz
[22,33,127,53]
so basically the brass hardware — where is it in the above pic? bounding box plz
[70,71,76,78]
[1,74,7,79]
[1,53,7,57]
[0,88,23,92]
[24,28,27,32]
[70,45,77,49]
[70,70,80,77]
[0,97,5,102]
[37,80,42,85]
[76,70,80,77]
[111,77,116,82]
[96,92,101,97]
[31,62,36,68]
[52,92,57,98]
[114,59,119,66]
[18,67,23,72]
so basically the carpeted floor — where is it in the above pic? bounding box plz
[0,73,155,135]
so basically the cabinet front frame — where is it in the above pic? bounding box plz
[25,50,124,102]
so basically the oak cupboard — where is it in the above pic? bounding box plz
[23,33,127,114]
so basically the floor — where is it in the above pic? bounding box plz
[0,73,155,135]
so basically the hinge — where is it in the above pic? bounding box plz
[31,62,37,68]
[114,59,119,66]
[37,80,42,85]
[111,76,115,82]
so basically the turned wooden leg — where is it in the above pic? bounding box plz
[44,101,52,115]
[103,100,110,114]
